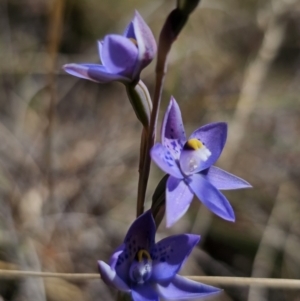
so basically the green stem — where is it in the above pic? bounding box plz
[137,71,166,218]
[136,127,148,216]
[136,11,176,217]
[136,6,200,217]
[125,80,153,217]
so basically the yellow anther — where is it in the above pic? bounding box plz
[186,139,203,150]
[129,38,138,46]
[137,250,151,262]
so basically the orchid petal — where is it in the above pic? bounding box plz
[131,283,158,301]
[151,234,200,281]
[101,34,138,78]
[123,210,155,251]
[156,275,221,299]
[123,20,135,39]
[189,173,235,221]
[109,244,125,269]
[132,11,157,78]
[97,40,103,61]
[98,261,130,292]
[115,211,156,283]
[150,144,183,179]
[163,139,184,161]
[189,122,227,172]
[206,166,252,190]
[63,63,130,83]
[161,97,186,155]
[166,177,193,227]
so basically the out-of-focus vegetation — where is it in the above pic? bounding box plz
[0,0,300,300]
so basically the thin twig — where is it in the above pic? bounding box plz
[188,276,300,289]
[45,0,65,204]
[0,270,300,289]
[0,270,99,280]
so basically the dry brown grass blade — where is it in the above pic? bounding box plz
[0,270,300,289]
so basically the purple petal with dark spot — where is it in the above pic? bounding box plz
[189,173,235,221]
[189,122,227,172]
[150,143,183,179]
[163,138,183,161]
[115,211,156,283]
[166,177,193,227]
[156,275,221,299]
[151,234,200,281]
[161,97,186,148]
[206,166,252,190]
[101,34,138,78]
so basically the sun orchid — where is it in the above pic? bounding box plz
[63,11,157,85]
[150,97,251,227]
[98,210,220,301]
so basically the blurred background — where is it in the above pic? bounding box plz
[0,0,300,300]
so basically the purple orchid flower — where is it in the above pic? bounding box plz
[63,11,156,85]
[98,210,220,301]
[150,97,251,227]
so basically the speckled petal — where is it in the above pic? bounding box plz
[132,11,157,78]
[101,34,138,78]
[151,234,200,281]
[98,261,130,292]
[63,63,130,83]
[131,283,158,301]
[156,275,221,299]
[166,176,194,227]
[189,122,227,172]
[206,166,252,190]
[115,211,156,284]
[161,97,186,159]
[150,143,183,179]
[163,139,184,161]
[189,173,235,221]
